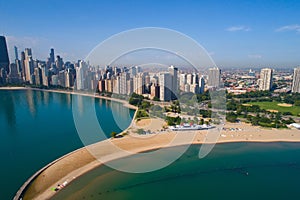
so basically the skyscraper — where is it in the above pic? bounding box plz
[24,48,34,83]
[20,51,26,81]
[14,46,19,60]
[133,73,145,95]
[168,65,178,99]
[259,68,273,91]
[292,67,300,93]
[179,73,187,91]
[208,67,221,88]
[159,72,172,101]
[75,60,86,90]
[199,76,205,94]
[50,48,55,63]
[0,36,10,74]
[120,72,129,95]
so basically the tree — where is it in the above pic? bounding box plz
[199,118,204,125]
[226,112,238,123]
[111,131,118,138]
[137,129,144,134]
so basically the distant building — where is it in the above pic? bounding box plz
[50,48,55,63]
[186,73,193,85]
[208,67,221,88]
[34,67,42,86]
[150,83,160,99]
[41,66,49,87]
[98,79,105,93]
[120,72,129,95]
[75,61,86,90]
[0,36,10,74]
[199,76,205,94]
[127,78,133,95]
[179,73,186,91]
[133,73,145,95]
[168,65,178,99]
[259,68,273,91]
[51,74,59,86]
[20,51,26,81]
[292,67,300,93]
[113,76,121,94]
[24,48,34,83]
[14,46,19,60]
[159,72,172,101]
[7,63,21,84]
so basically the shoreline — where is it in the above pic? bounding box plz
[0,86,138,110]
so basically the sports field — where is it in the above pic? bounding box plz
[250,101,300,116]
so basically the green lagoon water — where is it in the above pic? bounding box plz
[0,89,134,200]
[53,142,300,200]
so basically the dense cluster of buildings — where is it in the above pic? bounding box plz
[1,35,300,101]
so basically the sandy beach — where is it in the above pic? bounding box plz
[0,86,28,90]
[20,117,300,200]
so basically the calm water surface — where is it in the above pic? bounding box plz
[53,143,300,200]
[0,89,134,200]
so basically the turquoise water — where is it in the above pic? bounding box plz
[52,143,300,200]
[0,90,134,200]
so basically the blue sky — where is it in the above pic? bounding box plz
[1,0,300,68]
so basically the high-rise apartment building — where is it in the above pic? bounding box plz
[159,72,172,101]
[259,68,273,91]
[168,65,178,99]
[208,67,221,88]
[134,73,145,95]
[292,67,300,93]
[199,76,205,94]
[75,61,86,90]
[120,72,129,95]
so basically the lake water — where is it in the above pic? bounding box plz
[0,89,134,200]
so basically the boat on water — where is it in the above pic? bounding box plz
[169,123,215,131]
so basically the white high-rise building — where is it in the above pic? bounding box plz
[120,72,129,95]
[159,72,172,101]
[133,73,145,95]
[179,73,186,91]
[208,67,221,88]
[292,67,300,93]
[76,61,86,90]
[259,68,273,91]
[186,74,193,85]
[113,76,121,94]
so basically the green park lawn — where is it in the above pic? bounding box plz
[250,101,300,116]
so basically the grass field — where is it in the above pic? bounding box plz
[250,101,300,116]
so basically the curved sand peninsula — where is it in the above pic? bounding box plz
[16,117,300,200]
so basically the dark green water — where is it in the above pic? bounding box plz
[0,90,134,200]
[53,143,300,200]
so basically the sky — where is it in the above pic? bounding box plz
[1,0,300,68]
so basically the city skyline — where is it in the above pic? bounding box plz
[1,0,300,68]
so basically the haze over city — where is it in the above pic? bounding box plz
[1,0,300,68]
